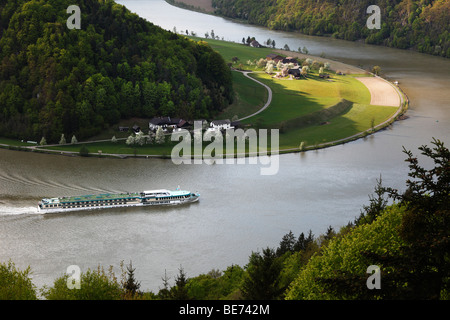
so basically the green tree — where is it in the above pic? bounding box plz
[170,266,189,300]
[241,248,283,300]
[79,144,89,157]
[0,0,233,142]
[379,138,450,299]
[122,261,141,298]
[43,266,123,300]
[186,265,245,300]
[0,260,37,300]
[286,204,407,300]
[354,176,388,226]
[371,65,381,76]
[276,231,296,256]
[287,139,449,300]
[158,270,171,300]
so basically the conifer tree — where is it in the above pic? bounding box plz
[170,266,189,300]
[158,270,171,300]
[242,248,283,300]
[123,261,141,297]
[276,231,296,256]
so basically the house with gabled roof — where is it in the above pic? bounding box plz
[266,54,283,63]
[250,40,261,48]
[210,119,234,131]
[149,117,188,131]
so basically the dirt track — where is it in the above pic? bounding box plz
[356,77,401,107]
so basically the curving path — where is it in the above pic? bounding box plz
[236,71,273,121]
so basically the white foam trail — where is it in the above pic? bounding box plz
[0,206,41,216]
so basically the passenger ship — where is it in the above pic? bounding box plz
[37,188,200,214]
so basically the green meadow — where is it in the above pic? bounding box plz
[195,37,275,68]
[204,38,401,150]
[236,72,398,149]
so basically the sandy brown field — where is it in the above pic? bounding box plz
[356,77,401,107]
[174,0,214,12]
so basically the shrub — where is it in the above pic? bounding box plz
[0,260,37,300]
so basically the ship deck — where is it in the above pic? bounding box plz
[59,192,140,203]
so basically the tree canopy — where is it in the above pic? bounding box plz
[0,0,233,142]
[212,0,450,58]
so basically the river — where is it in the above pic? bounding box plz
[0,0,448,293]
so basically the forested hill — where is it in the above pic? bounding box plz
[212,0,449,58]
[0,0,233,142]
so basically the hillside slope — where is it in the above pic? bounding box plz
[212,0,449,58]
[0,0,233,142]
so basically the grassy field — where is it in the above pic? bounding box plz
[195,37,275,68]
[0,137,38,147]
[279,104,398,149]
[233,69,397,149]
[215,71,268,120]
[4,37,402,156]
[240,72,370,127]
[41,140,177,157]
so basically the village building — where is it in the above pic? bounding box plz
[250,40,261,48]
[288,68,301,79]
[132,125,141,133]
[282,57,298,65]
[149,117,189,131]
[266,54,283,63]
[209,119,233,131]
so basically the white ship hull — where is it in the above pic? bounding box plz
[38,189,200,214]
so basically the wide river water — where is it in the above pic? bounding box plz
[0,0,449,293]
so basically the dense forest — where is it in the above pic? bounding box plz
[0,0,233,142]
[1,139,448,300]
[211,0,450,58]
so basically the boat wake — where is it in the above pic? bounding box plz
[0,205,41,216]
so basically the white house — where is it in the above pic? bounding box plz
[210,119,233,131]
